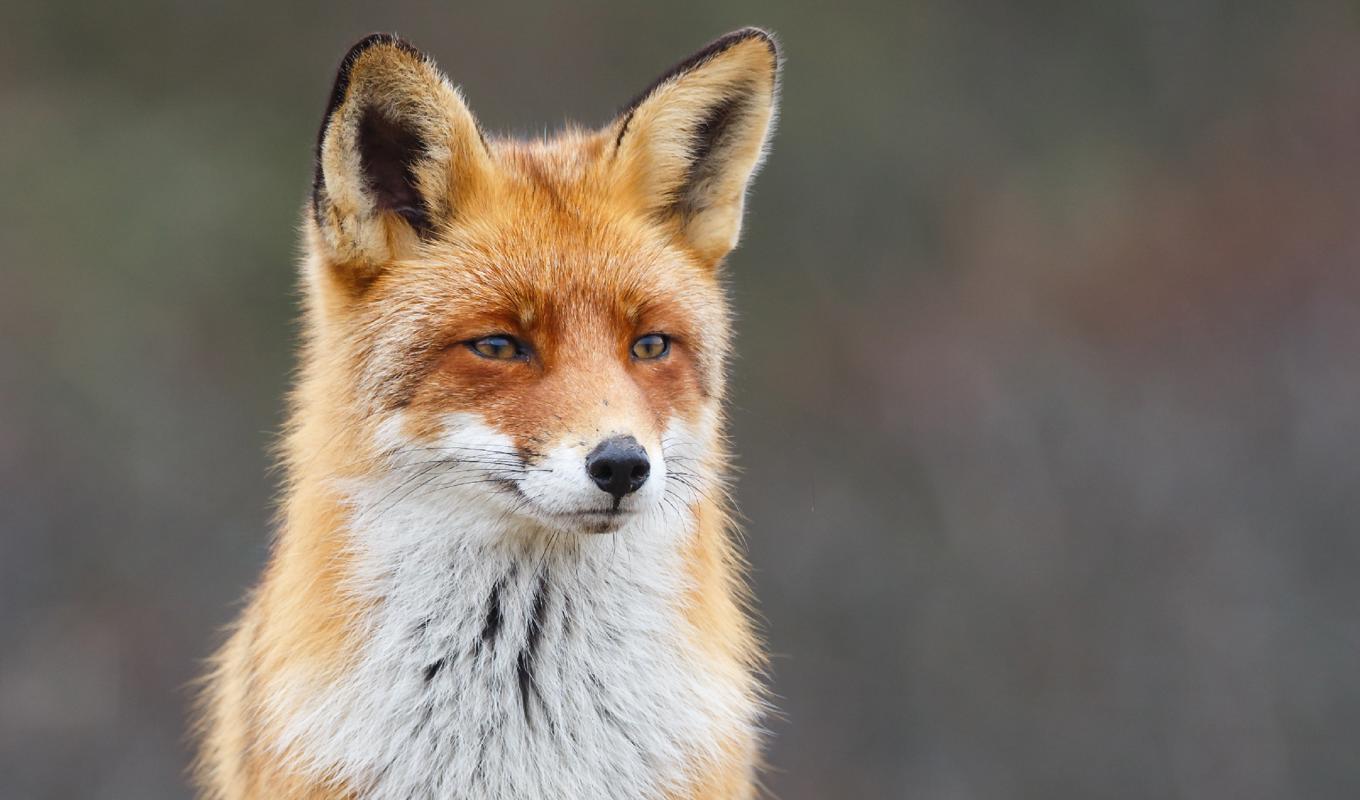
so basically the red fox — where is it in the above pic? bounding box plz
[193,28,780,799]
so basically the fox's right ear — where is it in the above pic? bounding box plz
[311,34,491,279]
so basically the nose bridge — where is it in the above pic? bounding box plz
[552,349,653,447]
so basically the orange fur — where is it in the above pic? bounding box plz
[194,29,779,799]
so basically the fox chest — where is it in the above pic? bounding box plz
[282,545,742,800]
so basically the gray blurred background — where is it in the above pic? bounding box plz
[3,1,1360,798]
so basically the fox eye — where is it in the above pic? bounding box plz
[469,335,524,360]
[631,333,670,360]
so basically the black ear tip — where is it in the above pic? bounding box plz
[729,27,777,47]
[720,27,780,61]
[340,33,426,67]
[616,26,781,122]
[330,34,428,109]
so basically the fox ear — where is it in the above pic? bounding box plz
[311,34,491,278]
[610,28,780,267]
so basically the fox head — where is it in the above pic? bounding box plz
[298,30,779,538]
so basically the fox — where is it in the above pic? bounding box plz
[193,27,780,800]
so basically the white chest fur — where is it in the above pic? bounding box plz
[271,466,750,800]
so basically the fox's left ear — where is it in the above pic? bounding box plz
[610,28,780,267]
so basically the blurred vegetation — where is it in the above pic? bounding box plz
[3,1,1360,797]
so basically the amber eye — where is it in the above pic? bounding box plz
[631,333,670,360]
[469,335,524,360]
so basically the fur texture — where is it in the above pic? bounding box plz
[194,28,780,800]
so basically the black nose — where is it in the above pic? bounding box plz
[585,436,650,500]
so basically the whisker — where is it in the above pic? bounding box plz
[359,461,449,521]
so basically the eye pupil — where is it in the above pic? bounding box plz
[632,334,669,360]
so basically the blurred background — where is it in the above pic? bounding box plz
[3,1,1360,797]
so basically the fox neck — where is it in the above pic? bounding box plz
[256,431,752,799]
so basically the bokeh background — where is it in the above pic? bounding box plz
[4,1,1360,797]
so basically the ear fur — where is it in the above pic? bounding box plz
[610,28,780,267]
[311,34,490,278]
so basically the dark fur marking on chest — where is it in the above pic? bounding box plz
[479,576,506,649]
[516,569,552,726]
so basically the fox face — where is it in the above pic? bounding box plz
[304,31,779,537]
[353,209,726,535]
